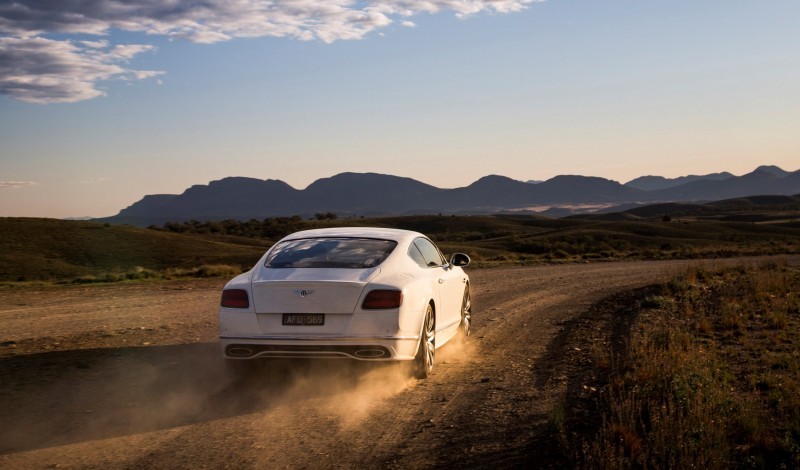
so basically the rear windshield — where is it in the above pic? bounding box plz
[264,238,397,269]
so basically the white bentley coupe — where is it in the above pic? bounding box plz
[219,227,471,378]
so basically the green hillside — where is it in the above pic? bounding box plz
[613,195,800,222]
[0,218,267,282]
[3,213,800,283]
[395,216,800,262]
[150,214,800,264]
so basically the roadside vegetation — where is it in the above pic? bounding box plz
[2,212,798,283]
[151,214,800,266]
[562,261,800,468]
[67,264,243,284]
[0,217,265,283]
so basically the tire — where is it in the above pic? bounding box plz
[413,304,435,379]
[459,285,471,340]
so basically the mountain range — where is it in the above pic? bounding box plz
[98,165,800,226]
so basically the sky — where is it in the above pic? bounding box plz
[1,0,798,218]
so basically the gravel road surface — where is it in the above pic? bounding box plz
[0,259,765,469]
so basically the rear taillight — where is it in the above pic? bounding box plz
[362,290,403,309]
[221,289,249,309]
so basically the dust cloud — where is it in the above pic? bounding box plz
[0,336,476,468]
[238,338,476,468]
[0,343,236,454]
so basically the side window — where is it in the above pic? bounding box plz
[407,244,428,269]
[414,238,446,268]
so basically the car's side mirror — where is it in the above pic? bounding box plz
[450,253,470,267]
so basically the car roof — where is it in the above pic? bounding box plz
[280,227,423,244]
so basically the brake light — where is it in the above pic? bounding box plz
[362,290,403,309]
[221,289,249,309]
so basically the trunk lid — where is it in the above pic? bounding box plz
[251,267,380,314]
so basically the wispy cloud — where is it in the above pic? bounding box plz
[73,177,111,184]
[0,37,163,103]
[0,0,538,103]
[0,181,37,188]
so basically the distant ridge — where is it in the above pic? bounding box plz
[755,165,791,178]
[625,172,733,191]
[650,168,800,201]
[97,166,800,226]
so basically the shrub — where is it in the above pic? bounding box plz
[574,263,800,468]
[195,264,241,278]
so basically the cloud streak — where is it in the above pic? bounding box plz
[0,0,537,103]
[0,181,37,188]
[73,177,111,184]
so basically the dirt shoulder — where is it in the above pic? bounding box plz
[1,259,790,469]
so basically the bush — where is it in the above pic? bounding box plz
[575,263,800,468]
[195,264,241,278]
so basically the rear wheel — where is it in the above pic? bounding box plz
[413,304,435,379]
[459,285,471,340]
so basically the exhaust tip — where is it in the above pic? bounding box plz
[228,347,254,358]
[354,349,386,359]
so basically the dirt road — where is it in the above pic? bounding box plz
[0,259,761,469]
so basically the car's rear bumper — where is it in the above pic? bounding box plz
[219,334,419,361]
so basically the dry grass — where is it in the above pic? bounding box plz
[152,215,800,266]
[3,216,799,282]
[0,217,264,282]
[574,261,800,469]
[66,264,243,284]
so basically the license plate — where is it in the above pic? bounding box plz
[282,314,325,326]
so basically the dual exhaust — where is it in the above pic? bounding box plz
[226,345,388,359]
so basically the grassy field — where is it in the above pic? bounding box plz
[152,214,800,265]
[565,261,800,468]
[2,211,799,282]
[0,218,266,282]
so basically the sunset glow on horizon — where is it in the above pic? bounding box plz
[1,0,798,218]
